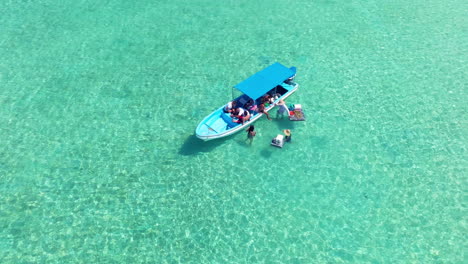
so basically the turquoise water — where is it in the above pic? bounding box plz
[1,0,466,263]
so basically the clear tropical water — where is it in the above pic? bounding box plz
[0,0,466,263]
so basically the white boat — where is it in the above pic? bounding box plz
[195,62,298,141]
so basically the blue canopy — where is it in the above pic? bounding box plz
[234,62,296,100]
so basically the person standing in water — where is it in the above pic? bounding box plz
[246,125,256,144]
[276,99,289,118]
[283,129,291,142]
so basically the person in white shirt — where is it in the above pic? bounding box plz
[231,108,250,124]
[223,101,237,113]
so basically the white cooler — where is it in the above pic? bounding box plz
[271,134,284,148]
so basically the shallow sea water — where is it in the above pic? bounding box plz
[0,0,466,263]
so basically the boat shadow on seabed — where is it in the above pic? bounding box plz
[178,134,233,156]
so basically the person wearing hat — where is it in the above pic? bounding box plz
[276,99,289,118]
[283,129,291,142]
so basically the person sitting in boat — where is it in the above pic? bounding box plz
[257,103,271,120]
[239,110,251,124]
[231,107,250,124]
[223,100,237,113]
[244,98,257,113]
[261,94,273,106]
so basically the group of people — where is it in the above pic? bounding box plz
[224,93,279,123]
[223,100,251,124]
[224,95,292,145]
